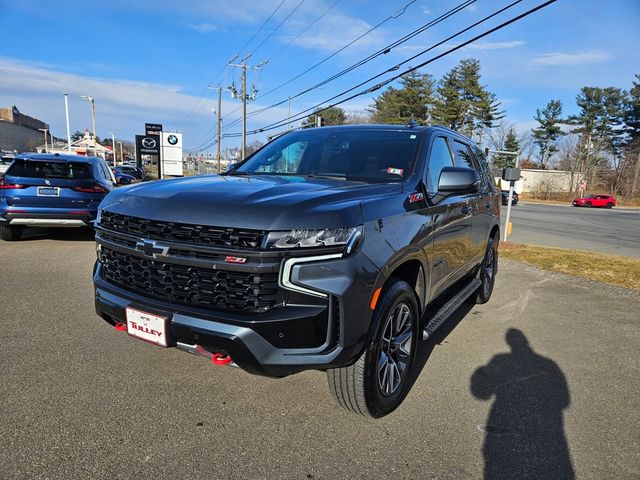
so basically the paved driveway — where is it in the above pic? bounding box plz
[0,232,638,479]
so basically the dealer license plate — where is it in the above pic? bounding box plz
[37,186,59,197]
[125,307,169,347]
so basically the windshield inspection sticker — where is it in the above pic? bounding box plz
[387,167,404,175]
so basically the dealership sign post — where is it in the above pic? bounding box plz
[161,132,183,176]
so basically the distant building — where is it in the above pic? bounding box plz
[494,168,574,194]
[0,105,50,152]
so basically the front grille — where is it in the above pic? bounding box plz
[100,211,264,250]
[100,247,284,313]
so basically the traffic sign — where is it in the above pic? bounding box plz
[578,180,587,190]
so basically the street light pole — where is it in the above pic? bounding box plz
[38,128,49,153]
[118,142,123,163]
[109,132,116,165]
[63,93,72,153]
[81,96,97,156]
[217,85,222,173]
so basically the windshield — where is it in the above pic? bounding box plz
[7,159,92,179]
[232,129,422,183]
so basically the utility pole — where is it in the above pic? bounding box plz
[217,85,222,173]
[118,142,123,163]
[63,93,72,152]
[228,57,267,160]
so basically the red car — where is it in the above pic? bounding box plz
[572,194,616,208]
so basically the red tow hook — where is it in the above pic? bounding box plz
[212,353,233,366]
[114,322,127,332]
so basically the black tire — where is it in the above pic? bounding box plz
[0,224,23,241]
[468,235,498,305]
[606,202,613,209]
[327,279,419,418]
[585,201,592,208]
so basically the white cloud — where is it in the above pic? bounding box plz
[0,57,287,148]
[421,6,431,15]
[188,23,220,33]
[460,40,525,51]
[531,50,611,66]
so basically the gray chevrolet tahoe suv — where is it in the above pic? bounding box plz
[93,124,500,417]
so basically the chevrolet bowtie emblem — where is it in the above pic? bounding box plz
[135,239,170,258]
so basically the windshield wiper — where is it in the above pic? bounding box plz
[305,173,347,180]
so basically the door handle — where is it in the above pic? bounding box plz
[461,206,471,215]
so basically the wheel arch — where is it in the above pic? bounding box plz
[377,258,428,316]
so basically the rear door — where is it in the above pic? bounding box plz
[4,158,97,208]
[425,135,472,298]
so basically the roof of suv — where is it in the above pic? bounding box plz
[299,123,451,133]
[16,153,100,163]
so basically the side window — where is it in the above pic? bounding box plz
[452,140,477,170]
[255,140,308,174]
[426,136,454,194]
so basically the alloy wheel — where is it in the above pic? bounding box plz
[377,303,413,397]
[483,245,496,297]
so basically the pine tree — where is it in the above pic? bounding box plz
[569,86,628,184]
[432,59,502,139]
[368,71,435,125]
[532,99,564,168]
[305,106,346,126]
[492,128,520,168]
[626,74,640,142]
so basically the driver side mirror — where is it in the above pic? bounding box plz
[438,167,481,193]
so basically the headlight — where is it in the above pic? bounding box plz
[264,226,362,250]
[95,208,102,225]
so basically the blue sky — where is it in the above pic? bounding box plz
[1,0,638,153]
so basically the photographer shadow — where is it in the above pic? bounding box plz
[471,329,574,480]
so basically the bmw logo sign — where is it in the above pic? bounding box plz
[167,134,178,145]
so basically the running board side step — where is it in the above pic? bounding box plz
[422,279,482,340]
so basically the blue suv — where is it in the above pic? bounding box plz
[0,153,117,241]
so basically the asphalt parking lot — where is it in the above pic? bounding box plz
[1,230,639,479]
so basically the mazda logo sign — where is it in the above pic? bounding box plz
[167,134,178,145]
[141,137,156,149]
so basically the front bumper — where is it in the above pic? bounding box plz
[94,247,379,377]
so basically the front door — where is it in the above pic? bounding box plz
[424,135,472,299]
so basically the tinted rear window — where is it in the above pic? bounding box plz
[7,160,92,179]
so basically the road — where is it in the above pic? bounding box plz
[502,203,640,258]
[1,232,639,479]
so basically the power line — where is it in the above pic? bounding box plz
[188,0,473,150]
[264,0,341,64]
[236,0,287,60]
[246,0,307,60]
[197,0,474,147]
[223,0,557,138]
[251,0,417,102]
[180,0,287,136]
[227,0,478,129]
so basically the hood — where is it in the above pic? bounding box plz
[100,174,403,231]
